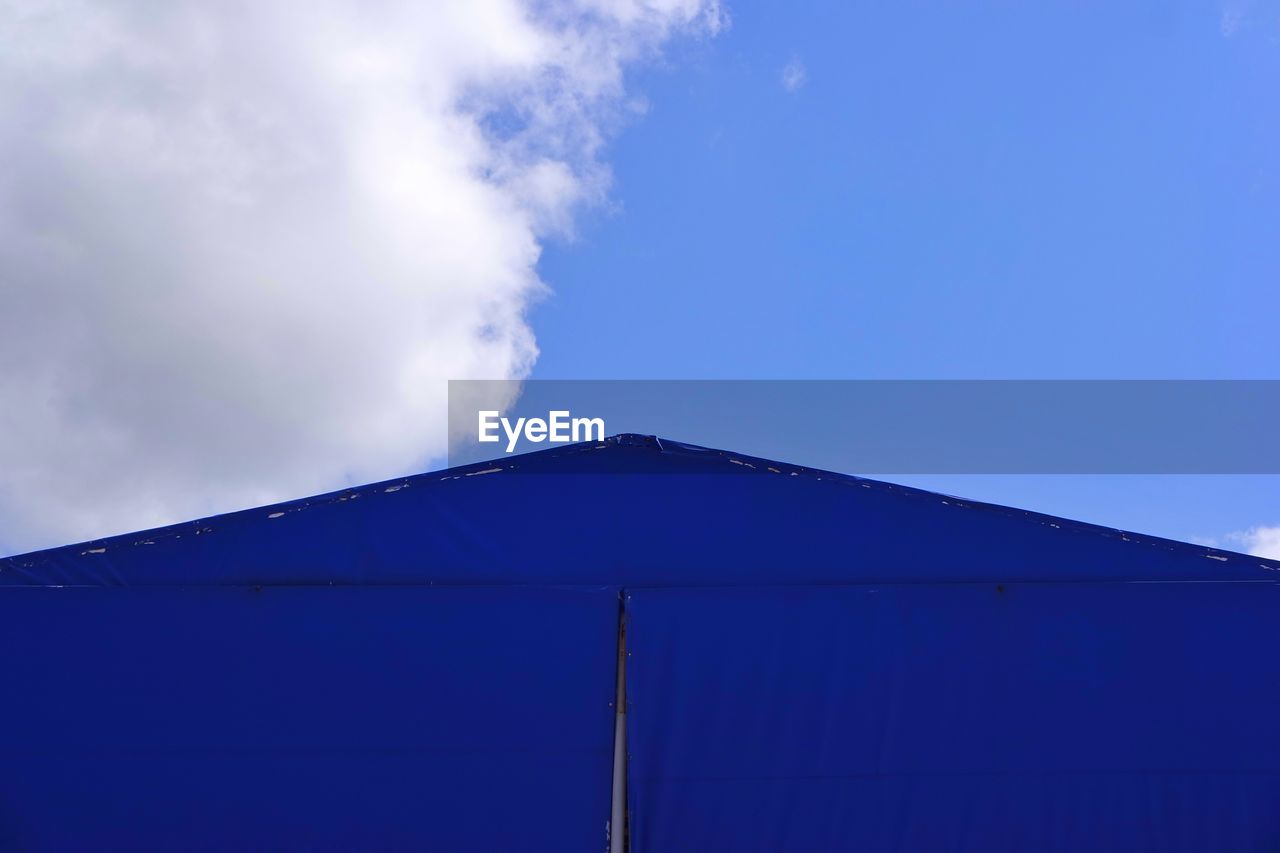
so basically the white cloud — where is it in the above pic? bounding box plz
[0,0,721,552]
[1224,526,1280,560]
[1213,525,1280,561]
[1220,0,1250,37]
[780,57,806,93]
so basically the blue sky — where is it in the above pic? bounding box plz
[537,1,1278,378]
[531,0,1280,547]
[1,0,1275,555]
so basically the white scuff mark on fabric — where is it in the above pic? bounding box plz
[384,485,404,493]
[267,512,285,519]
[767,467,781,473]
[81,547,106,555]
[1205,554,1228,561]
[465,467,503,476]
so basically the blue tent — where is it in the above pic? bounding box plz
[3,434,1278,851]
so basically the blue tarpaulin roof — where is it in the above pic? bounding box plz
[3,433,1274,586]
[3,435,1278,851]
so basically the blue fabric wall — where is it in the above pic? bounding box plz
[0,585,620,852]
[625,583,1280,852]
[4,437,1279,849]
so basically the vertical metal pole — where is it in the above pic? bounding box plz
[609,608,627,853]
